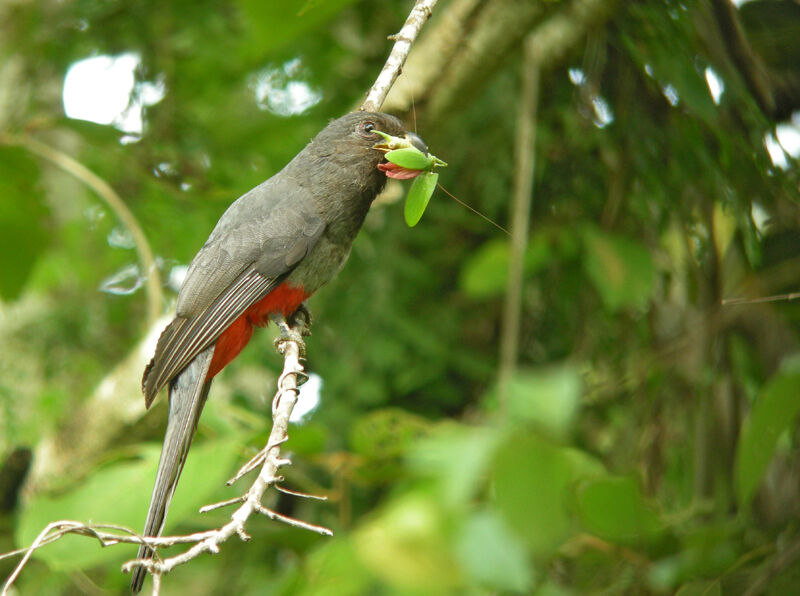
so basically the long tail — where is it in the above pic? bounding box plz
[130,345,214,593]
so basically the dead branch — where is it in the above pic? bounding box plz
[2,315,328,596]
[361,0,440,112]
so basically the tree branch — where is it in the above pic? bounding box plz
[382,0,618,120]
[125,313,332,592]
[709,0,776,117]
[382,0,483,114]
[2,315,329,596]
[361,0,439,112]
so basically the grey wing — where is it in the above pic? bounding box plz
[142,182,324,404]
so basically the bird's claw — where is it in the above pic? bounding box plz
[289,302,313,336]
[270,312,307,357]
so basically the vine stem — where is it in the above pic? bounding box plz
[4,133,162,326]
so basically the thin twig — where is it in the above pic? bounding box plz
[1,317,322,595]
[1,134,162,326]
[198,496,245,513]
[0,522,217,595]
[275,485,328,501]
[227,436,289,485]
[361,0,439,112]
[2,521,68,594]
[255,505,334,536]
[722,291,800,306]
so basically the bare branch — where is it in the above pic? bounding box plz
[198,496,246,513]
[275,484,328,501]
[722,291,800,306]
[383,0,483,114]
[0,521,217,595]
[361,0,439,112]
[122,313,327,591]
[2,315,330,595]
[384,0,618,120]
[254,505,333,536]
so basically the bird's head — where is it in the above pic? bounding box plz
[310,111,427,181]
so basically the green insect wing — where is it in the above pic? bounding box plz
[385,148,434,171]
[404,171,439,227]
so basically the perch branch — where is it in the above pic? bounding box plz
[2,315,328,596]
[361,0,439,112]
[122,314,329,592]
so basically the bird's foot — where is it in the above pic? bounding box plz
[289,302,312,336]
[270,312,308,358]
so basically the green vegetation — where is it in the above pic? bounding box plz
[2,1,800,594]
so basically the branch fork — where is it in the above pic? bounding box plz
[2,315,330,596]
[120,313,331,592]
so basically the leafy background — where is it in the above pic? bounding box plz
[2,0,800,594]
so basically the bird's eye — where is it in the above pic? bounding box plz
[357,121,376,138]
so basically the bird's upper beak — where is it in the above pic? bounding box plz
[373,131,429,180]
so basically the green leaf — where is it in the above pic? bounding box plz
[459,234,552,298]
[492,433,574,555]
[735,363,800,506]
[404,171,438,227]
[455,510,534,592]
[503,366,581,438]
[384,147,433,170]
[408,424,500,506]
[582,226,654,312]
[575,476,663,542]
[354,494,460,592]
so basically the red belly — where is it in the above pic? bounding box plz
[205,283,308,380]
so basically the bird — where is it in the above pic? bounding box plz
[131,111,427,592]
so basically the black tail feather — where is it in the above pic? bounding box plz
[130,346,214,593]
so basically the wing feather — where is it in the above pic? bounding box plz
[142,178,326,405]
[143,268,279,404]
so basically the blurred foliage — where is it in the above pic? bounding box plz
[2,0,800,594]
